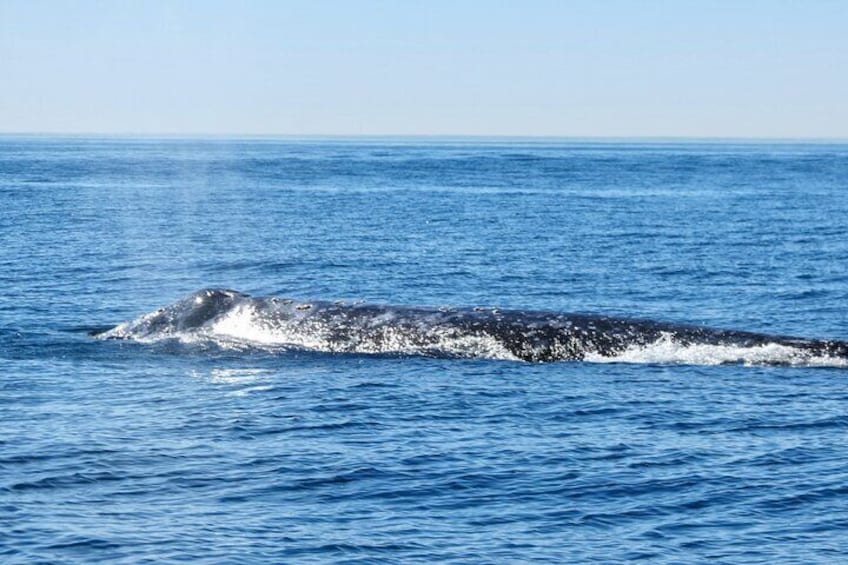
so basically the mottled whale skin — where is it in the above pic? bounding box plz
[98,289,848,364]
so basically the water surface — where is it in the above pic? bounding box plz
[2,137,848,562]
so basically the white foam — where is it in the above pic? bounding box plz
[583,334,848,368]
[210,304,289,345]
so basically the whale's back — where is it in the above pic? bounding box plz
[96,289,848,367]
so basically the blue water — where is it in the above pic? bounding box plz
[2,136,848,562]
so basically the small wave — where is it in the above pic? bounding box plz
[583,334,848,368]
[96,289,848,367]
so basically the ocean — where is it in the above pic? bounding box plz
[2,136,848,563]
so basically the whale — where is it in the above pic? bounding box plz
[97,289,848,366]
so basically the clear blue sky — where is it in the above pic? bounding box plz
[1,0,845,137]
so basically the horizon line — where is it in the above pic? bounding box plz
[2,132,847,143]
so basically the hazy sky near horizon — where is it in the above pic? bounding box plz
[1,0,846,137]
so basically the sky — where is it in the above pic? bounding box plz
[0,0,846,137]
